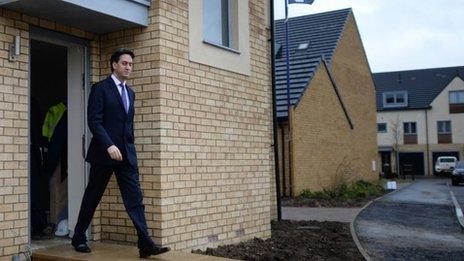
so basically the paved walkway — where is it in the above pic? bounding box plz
[282,207,361,223]
[354,179,464,260]
[32,242,235,261]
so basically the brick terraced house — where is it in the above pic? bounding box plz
[375,66,464,177]
[274,9,378,196]
[0,0,275,258]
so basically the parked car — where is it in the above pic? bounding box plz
[451,161,464,186]
[435,156,457,175]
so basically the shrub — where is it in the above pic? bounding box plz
[300,180,385,200]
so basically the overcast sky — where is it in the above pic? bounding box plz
[273,0,464,73]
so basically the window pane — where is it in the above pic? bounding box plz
[377,123,387,132]
[203,0,229,46]
[396,93,405,103]
[450,92,458,103]
[437,121,443,133]
[411,122,416,133]
[459,92,464,103]
[450,91,464,104]
[438,121,451,134]
[403,122,410,133]
[385,94,395,103]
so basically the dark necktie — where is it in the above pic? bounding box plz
[120,83,129,113]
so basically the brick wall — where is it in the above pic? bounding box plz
[0,0,274,255]
[96,0,274,250]
[0,8,29,257]
[288,14,378,195]
[329,13,378,183]
[0,8,98,258]
[151,0,273,250]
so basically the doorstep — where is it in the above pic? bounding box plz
[32,242,235,261]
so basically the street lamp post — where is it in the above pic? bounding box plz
[285,0,315,115]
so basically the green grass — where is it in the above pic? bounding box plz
[300,180,386,201]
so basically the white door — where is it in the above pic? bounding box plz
[67,45,87,236]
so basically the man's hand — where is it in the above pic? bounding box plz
[107,145,123,161]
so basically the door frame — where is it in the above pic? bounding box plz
[28,26,91,243]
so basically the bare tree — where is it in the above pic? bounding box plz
[390,115,402,177]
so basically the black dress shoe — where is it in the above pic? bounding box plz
[139,245,170,258]
[73,243,91,253]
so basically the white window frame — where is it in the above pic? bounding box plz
[449,91,464,104]
[437,120,452,134]
[203,0,234,50]
[383,91,408,108]
[403,122,417,134]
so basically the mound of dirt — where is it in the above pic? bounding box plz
[192,220,363,260]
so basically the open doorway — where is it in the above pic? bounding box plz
[29,30,88,248]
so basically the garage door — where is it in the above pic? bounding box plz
[399,152,425,176]
[432,151,460,175]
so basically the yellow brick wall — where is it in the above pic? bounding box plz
[0,8,99,258]
[330,13,378,183]
[0,9,29,257]
[0,0,274,255]
[152,0,273,250]
[288,14,378,195]
[95,0,274,250]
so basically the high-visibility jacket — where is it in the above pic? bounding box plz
[42,102,67,142]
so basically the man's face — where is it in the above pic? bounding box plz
[112,54,133,81]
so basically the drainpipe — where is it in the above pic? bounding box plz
[425,109,430,176]
[270,0,282,220]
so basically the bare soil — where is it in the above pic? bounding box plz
[192,220,363,260]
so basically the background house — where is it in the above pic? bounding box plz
[274,9,378,196]
[0,0,274,258]
[375,66,464,177]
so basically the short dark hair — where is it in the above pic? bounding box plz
[110,48,135,72]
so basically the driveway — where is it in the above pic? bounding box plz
[354,178,464,260]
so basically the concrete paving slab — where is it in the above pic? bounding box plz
[32,242,235,261]
[282,207,362,223]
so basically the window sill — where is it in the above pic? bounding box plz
[383,104,408,108]
[203,40,240,54]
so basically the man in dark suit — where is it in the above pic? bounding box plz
[72,48,170,258]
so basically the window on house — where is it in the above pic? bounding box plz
[383,91,408,108]
[437,120,452,143]
[377,123,387,133]
[449,91,464,113]
[437,121,451,134]
[403,122,416,134]
[203,0,232,48]
[449,91,464,104]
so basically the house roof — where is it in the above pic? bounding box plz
[274,8,352,119]
[373,66,464,111]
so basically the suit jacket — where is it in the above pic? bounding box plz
[85,76,137,167]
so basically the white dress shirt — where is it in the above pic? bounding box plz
[111,74,130,109]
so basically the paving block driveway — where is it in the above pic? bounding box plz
[355,178,464,260]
